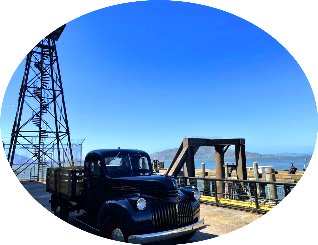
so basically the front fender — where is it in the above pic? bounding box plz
[97,199,130,229]
[97,197,153,234]
[178,187,201,220]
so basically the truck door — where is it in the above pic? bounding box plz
[84,154,106,214]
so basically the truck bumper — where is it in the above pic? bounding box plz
[127,218,205,243]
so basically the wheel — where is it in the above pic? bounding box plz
[54,201,69,222]
[103,222,128,242]
[175,231,196,243]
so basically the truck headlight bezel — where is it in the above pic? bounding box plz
[192,188,200,201]
[136,198,147,211]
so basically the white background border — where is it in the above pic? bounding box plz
[0,1,317,245]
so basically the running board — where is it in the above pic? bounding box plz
[73,217,100,232]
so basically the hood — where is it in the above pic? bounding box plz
[110,174,178,201]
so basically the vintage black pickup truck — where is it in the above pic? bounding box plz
[46,149,204,243]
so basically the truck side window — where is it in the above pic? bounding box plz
[105,157,122,166]
[130,155,150,170]
[140,157,148,169]
[85,160,101,176]
[91,160,101,176]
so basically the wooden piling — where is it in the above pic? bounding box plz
[235,144,247,180]
[201,162,206,178]
[224,163,229,179]
[215,146,225,199]
[201,162,209,195]
[265,167,277,202]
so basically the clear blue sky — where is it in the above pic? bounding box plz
[1,1,317,156]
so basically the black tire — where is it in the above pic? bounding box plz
[103,220,128,243]
[175,231,196,243]
[54,200,69,222]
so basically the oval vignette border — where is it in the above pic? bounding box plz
[0,1,317,245]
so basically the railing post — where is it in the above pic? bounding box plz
[183,177,187,187]
[284,184,291,197]
[70,170,77,199]
[201,163,209,195]
[179,177,183,187]
[252,182,260,213]
[253,162,261,197]
[224,163,229,199]
[214,179,219,206]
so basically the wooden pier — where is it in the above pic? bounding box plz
[160,167,303,183]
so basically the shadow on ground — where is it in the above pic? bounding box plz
[147,230,217,245]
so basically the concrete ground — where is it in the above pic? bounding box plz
[21,181,262,244]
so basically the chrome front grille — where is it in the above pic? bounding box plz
[177,199,193,226]
[148,199,193,231]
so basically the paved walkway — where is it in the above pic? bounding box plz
[21,181,262,243]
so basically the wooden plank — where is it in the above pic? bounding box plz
[46,167,84,198]
[186,146,196,177]
[166,147,188,176]
[165,141,185,174]
[187,138,245,147]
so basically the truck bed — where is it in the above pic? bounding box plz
[46,166,85,201]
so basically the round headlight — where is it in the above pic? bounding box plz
[136,198,147,211]
[193,189,200,201]
[172,178,178,188]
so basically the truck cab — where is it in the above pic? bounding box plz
[83,149,153,214]
[47,149,204,243]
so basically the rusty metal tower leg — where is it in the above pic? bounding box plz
[7,25,74,178]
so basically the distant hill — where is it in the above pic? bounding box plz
[149,146,311,161]
[9,154,30,165]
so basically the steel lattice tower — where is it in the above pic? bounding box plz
[7,25,74,179]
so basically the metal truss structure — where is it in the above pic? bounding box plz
[7,25,74,180]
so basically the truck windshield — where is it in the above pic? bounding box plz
[104,153,151,176]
